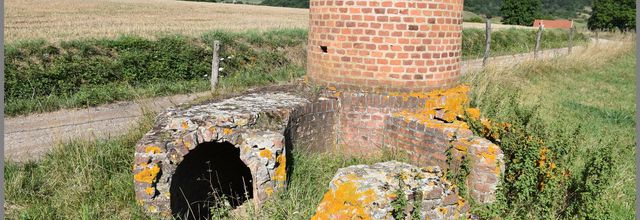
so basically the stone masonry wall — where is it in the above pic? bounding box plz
[308,0,464,93]
[286,97,340,153]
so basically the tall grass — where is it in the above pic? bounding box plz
[4,114,156,219]
[462,28,589,59]
[463,36,636,219]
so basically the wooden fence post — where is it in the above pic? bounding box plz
[568,26,574,54]
[534,25,544,60]
[483,19,491,67]
[211,40,220,92]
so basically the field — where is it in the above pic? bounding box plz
[5,0,308,43]
[5,0,538,43]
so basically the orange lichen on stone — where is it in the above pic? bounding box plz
[145,187,155,195]
[395,85,470,122]
[265,187,274,196]
[457,198,466,209]
[454,139,471,153]
[223,128,233,135]
[438,207,448,215]
[465,108,481,120]
[311,177,376,220]
[479,144,500,164]
[134,164,160,184]
[273,154,287,183]
[145,145,162,154]
[181,121,188,130]
[259,149,272,159]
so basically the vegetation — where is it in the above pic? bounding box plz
[500,0,542,25]
[261,0,308,9]
[588,0,636,31]
[463,11,485,23]
[5,29,308,116]
[461,28,588,59]
[466,0,593,20]
[464,37,636,219]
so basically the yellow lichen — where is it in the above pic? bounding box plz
[265,187,274,196]
[181,121,188,130]
[145,146,162,154]
[311,177,375,220]
[145,187,155,195]
[389,85,472,124]
[223,128,233,135]
[259,149,273,159]
[438,207,448,215]
[274,154,287,183]
[479,144,499,164]
[134,164,160,184]
[466,108,481,120]
[457,198,466,209]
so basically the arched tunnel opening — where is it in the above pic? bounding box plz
[170,141,253,219]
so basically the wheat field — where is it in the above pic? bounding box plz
[5,0,534,43]
[5,0,309,42]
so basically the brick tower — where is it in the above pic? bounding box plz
[307,0,464,93]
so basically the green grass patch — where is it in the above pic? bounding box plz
[464,44,635,219]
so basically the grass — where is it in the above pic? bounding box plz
[4,114,156,219]
[463,36,636,219]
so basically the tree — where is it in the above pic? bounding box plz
[500,0,542,25]
[588,0,636,31]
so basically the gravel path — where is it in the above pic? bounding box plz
[3,44,595,162]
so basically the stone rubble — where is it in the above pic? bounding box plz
[312,161,471,220]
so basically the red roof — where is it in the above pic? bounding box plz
[532,19,573,29]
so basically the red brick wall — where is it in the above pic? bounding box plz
[308,0,464,93]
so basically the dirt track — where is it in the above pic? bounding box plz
[4,45,594,162]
